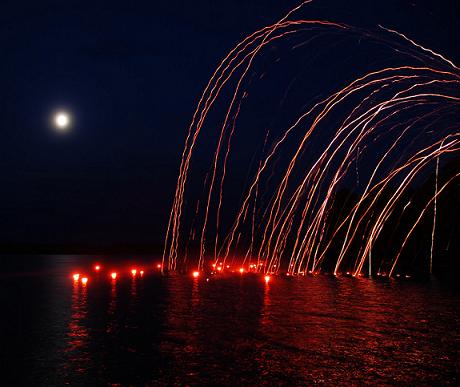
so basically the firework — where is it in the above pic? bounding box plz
[163,2,459,277]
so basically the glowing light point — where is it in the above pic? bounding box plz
[239,268,244,274]
[94,265,101,271]
[264,275,271,283]
[131,269,137,276]
[217,266,222,272]
[53,111,71,131]
[73,273,80,281]
[81,277,88,285]
[140,270,144,276]
[226,265,230,269]
[192,271,200,278]
[157,264,162,269]
[111,272,117,280]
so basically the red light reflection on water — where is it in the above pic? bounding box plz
[65,277,90,371]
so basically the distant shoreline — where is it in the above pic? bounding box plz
[0,244,164,255]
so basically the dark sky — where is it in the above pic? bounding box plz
[1,0,458,250]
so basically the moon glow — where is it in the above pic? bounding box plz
[53,111,71,131]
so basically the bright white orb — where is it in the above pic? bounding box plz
[54,112,71,130]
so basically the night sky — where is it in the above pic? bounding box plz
[1,0,458,251]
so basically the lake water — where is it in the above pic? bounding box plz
[1,255,459,385]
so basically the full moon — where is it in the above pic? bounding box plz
[53,111,71,131]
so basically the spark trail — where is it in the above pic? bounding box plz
[163,2,460,277]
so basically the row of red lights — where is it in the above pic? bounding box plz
[72,264,160,285]
[192,270,271,283]
[73,264,268,283]
[73,263,408,285]
[209,263,271,282]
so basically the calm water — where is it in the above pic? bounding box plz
[1,255,459,386]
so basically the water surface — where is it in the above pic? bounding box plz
[1,255,459,385]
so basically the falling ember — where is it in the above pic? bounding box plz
[111,272,117,280]
[239,268,244,273]
[264,275,271,283]
[73,273,80,281]
[140,270,145,276]
[81,277,88,285]
[192,271,200,278]
[131,269,137,276]
[217,266,222,272]
[157,264,162,269]
[94,265,101,271]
